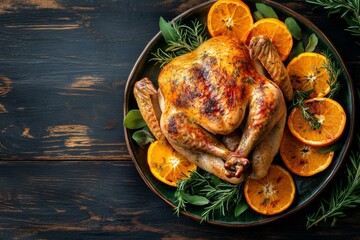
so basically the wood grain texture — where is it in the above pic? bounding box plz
[0,161,359,239]
[1,0,359,160]
[0,0,216,161]
[0,0,359,239]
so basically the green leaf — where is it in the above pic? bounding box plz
[317,143,342,154]
[288,41,305,61]
[234,203,249,217]
[209,174,223,187]
[151,19,208,67]
[255,3,278,19]
[124,109,147,129]
[285,17,302,40]
[253,10,264,21]
[305,33,318,52]
[159,17,178,44]
[180,191,209,206]
[132,129,155,147]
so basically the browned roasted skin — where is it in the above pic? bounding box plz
[134,78,166,144]
[158,35,287,180]
[249,35,293,101]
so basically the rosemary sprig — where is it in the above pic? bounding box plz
[306,89,360,229]
[291,89,322,130]
[150,48,177,68]
[200,181,244,222]
[306,134,360,229]
[290,50,342,129]
[174,170,248,222]
[174,171,210,217]
[322,50,342,98]
[150,18,208,68]
[306,0,360,37]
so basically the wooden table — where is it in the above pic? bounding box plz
[0,0,359,239]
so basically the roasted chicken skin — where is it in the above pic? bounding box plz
[134,35,291,184]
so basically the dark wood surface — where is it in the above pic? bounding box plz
[0,0,359,239]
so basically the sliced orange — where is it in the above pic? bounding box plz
[147,140,197,187]
[245,18,293,61]
[244,165,296,215]
[287,52,331,98]
[280,128,334,176]
[287,97,346,147]
[207,0,254,42]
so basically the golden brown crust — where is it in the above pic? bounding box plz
[248,35,293,101]
[134,36,289,183]
[134,78,167,143]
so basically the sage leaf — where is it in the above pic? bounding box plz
[318,142,342,154]
[234,203,249,217]
[142,125,151,133]
[288,41,305,61]
[285,17,302,40]
[132,129,155,147]
[305,33,318,52]
[159,17,178,44]
[209,174,223,187]
[124,109,147,129]
[255,3,278,19]
[180,191,209,206]
[253,10,264,21]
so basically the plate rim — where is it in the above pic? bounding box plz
[124,0,356,227]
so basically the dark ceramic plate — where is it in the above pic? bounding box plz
[124,0,355,227]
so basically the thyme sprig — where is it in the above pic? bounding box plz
[306,0,360,37]
[150,18,208,68]
[174,171,248,222]
[306,135,360,229]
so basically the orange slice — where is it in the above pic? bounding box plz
[245,18,293,61]
[244,165,296,215]
[147,140,197,187]
[280,128,334,176]
[207,0,254,42]
[287,52,331,98]
[287,97,346,147]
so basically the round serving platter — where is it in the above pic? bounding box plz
[124,0,355,227]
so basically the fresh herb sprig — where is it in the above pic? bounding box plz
[150,17,208,68]
[322,50,342,98]
[306,0,360,37]
[290,50,342,130]
[174,171,210,217]
[291,89,322,130]
[306,134,360,229]
[174,171,248,222]
[201,181,246,222]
